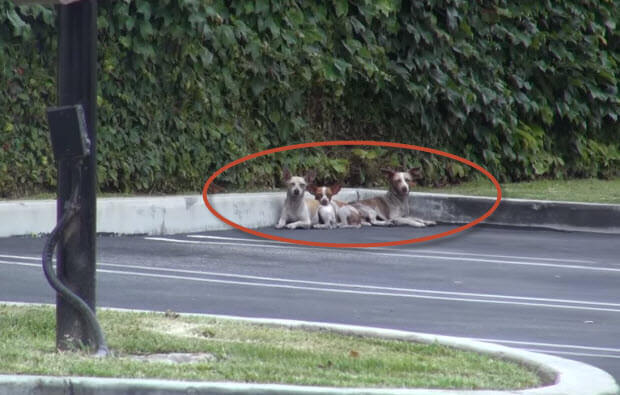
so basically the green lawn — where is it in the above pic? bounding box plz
[0,305,543,390]
[418,177,620,204]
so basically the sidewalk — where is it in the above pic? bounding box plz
[2,189,619,237]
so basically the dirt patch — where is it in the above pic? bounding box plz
[129,352,216,364]
[147,318,206,339]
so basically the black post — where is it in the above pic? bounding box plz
[55,0,98,351]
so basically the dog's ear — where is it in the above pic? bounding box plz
[282,167,291,182]
[330,184,342,195]
[306,184,317,195]
[305,169,316,183]
[380,168,395,178]
[408,167,422,179]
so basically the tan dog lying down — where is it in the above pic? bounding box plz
[351,168,435,227]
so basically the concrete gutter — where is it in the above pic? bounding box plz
[0,306,617,395]
[2,190,619,237]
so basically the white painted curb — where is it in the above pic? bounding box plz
[0,199,57,237]
[0,190,363,237]
[1,190,619,237]
[0,304,617,395]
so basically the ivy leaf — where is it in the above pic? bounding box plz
[329,158,349,174]
[446,8,458,31]
[6,10,30,38]
[334,0,348,18]
[322,62,340,82]
[243,2,254,14]
[266,17,280,36]
[134,42,155,59]
[349,17,365,34]
[255,0,269,14]
[342,38,362,54]
[246,41,261,59]
[136,0,152,20]
[188,13,205,27]
[250,79,268,96]
[119,35,132,49]
[200,49,214,66]
[503,144,516,160]
[125,16,136,31]
[285,8,304,27]
[375,0,396,16]
[139,21,154,39]
[218,25,236,47]
[333,58,351,74]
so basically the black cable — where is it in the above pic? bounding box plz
[42,159,109,357]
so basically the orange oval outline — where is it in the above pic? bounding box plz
[202,141,502,248]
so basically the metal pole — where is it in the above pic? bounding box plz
[55,0,98,351]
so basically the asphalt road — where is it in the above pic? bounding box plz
[1,224,619,381]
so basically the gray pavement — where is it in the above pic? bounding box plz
[1,224,619,390]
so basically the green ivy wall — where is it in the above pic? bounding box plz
[1,0,618,197]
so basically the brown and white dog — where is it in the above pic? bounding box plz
[275,168,319,229]
[308,184,370,229]
[351,168,435,227]
[307,184,340,229]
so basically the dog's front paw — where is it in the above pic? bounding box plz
[424,220,437,226]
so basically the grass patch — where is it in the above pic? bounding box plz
[0,305,542,390]
[417,177,620,204]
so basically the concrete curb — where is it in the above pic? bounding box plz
[411,193,620,234]
[2,190,619,237]
[0,305,617,395]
